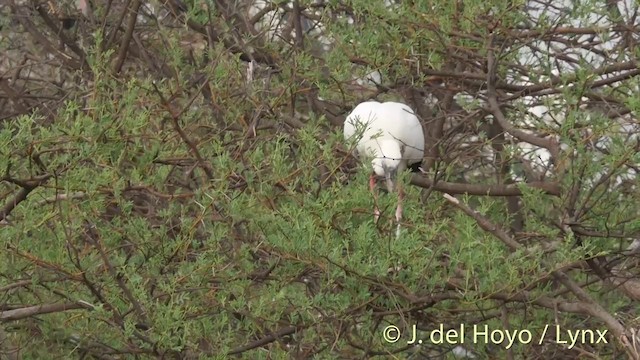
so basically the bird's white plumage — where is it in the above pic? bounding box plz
[344,101,424,177]
[344,101,424,238]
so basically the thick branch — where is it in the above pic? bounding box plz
[0,302,92,322]
[411,176,560,196]
[112,0,142,74]
[486,44,560,162]
[1,174,53,221]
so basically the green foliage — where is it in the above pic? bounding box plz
[2,0,640,358]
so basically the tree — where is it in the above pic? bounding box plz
[1,0,640,358]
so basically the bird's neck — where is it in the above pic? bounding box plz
[377,140,402,161]
[372,140,404,177]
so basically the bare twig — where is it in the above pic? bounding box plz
[151,82,215,180]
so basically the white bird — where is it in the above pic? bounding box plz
[344,101,425,237]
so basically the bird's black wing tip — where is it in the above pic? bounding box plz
[408,161,423,173]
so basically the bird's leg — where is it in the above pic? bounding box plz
[395,182,404,239]
[369,173,380,223]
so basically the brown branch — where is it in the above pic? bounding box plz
[34,1,88,68]
[112,0,142,74]
[505,60,639,99]
[576,147,635,220]
[84,222,149,326]
[0,187,32,222]
[102,0,125,51]
[292,0,305,50]
[419,57,637,104]
[443,193,522,250]
[0,280,32,293]
[1,174,53,221]
[249,2,280,25]
[526,69,640,100]
[486,42,560,163]
[227,325,304,355]
[8,2,81,70]
[164,0,278,67]
[507,25,640,39]
[151,82,215,180]
[410,176,560,196]
[490,291,589,313]
[0,302,92,322]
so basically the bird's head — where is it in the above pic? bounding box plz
[371,140,404,193]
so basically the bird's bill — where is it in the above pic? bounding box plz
[384,169,397,193]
